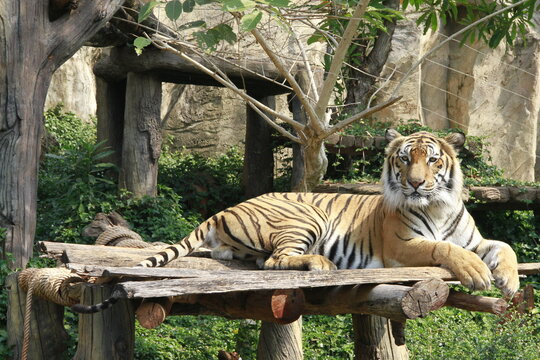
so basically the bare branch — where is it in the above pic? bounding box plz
[243,15,322,134]
[322,96,402,139]
[151,37,305,133]
[314,0,370,120]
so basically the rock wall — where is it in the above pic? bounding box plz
[375,11,540,181]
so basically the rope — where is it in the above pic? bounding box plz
[95,225,168,248]
[19,268,85,359]
[21,279,34,360]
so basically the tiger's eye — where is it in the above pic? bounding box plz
[400,156,409,163]
[428,157,438,163]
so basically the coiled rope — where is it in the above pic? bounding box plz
[18,268,85,360]
[95,225,167,248]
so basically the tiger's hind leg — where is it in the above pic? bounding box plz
[264,254,336,271]
[263,232,336,271]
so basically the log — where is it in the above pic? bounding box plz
[73,284,135,360]
[313,183,540,210]
[93,46,292,96]
[136,297,175,329]
[353,315,408,360]
[445,290,508,315]
[6,273,69,360]
[146,279,450,324]
[40,241,259,270]
[64,262,539,297]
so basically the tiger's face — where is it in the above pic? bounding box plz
[382,129,465,209]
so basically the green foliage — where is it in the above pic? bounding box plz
[303,315,355,359]
[158,145,245,217]
[405,0,539,48]
[135,316,259,359]
[38,107,201,246]
[0,250,13,359]
[407,307,540,360]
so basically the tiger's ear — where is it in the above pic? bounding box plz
[444,132,466,152]
[385,128,402,143]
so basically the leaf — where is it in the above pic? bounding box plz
[212,24,237,44]
[258,0,289,6]
[195,0,215,3]
[221,0,256,12]
[240,10,262,32]
[138,1,159,23]
[165,0,182,21]
[133,37,152,55]
[177,20,206,31]
[183,0,196,12]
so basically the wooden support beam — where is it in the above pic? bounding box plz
[243,94,275,198]
[6,273,69,360]
[73,284,135,360]
[120,72,163,197]
[134,279,448,326]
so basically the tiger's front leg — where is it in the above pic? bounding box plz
[474,239,519,297]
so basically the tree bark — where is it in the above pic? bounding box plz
[119,72,163,197]
[0,1,123,268]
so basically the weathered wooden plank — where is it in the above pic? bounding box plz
[40,241,258,270]
[67,262,539,286]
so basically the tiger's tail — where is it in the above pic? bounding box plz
[137,216,217,268]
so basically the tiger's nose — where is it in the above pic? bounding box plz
[408,179,425,189]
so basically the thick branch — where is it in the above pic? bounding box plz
[315,0,370,120]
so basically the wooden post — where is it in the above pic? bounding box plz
[243,94,275,198]
[96,76,127,170]
[74,284,135,360]
[258,318,303,360]
[119,72,163,197]
[6,273,69,360]
[353,315,408,360]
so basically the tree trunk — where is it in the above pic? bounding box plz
[119,72,163,197]
[0,1,123,268]
[344,0,400,112]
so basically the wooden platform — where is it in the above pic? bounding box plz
[7,241,539,360]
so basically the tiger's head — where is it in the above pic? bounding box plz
[381,129,466,210]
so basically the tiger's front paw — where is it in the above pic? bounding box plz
[482,241,519,298]
[449,252,493,292]
[492,264,519,298]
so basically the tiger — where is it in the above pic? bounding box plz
[72,129,519,313]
